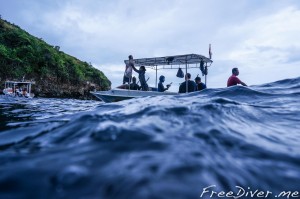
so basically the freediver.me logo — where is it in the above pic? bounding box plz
[200,185,299,198]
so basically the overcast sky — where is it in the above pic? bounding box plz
[1,0,300,91]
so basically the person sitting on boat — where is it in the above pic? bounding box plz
[19,87,24,97]
[195,76,206,91]
[14,86,18,96]
[123,55,134,84]
[129,77,140,90]
[22,88,28,97]
[158,75,171,92]
[14,86,20,97]
[227,67,247,87]
[132,65,149,91]
[179,73,196,93]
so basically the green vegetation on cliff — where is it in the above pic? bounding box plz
[0,18,111,98]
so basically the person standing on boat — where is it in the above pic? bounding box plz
[123,55,134,84]
[195,76,206,91]
[158,75,171,92]
[132,65,149,91]
[227,68,247,87]
[179,73,196,93]
[129,77,140,90]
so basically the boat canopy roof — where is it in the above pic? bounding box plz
[124,54,212,67]
[5,81,35,85]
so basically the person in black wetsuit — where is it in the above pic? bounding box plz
[132,65,149,91]
[178,73,196,93]
[158,75,171,92]
[195,76,207,91]
[129,77,140,90]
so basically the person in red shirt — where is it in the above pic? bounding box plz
[227,68,247,87]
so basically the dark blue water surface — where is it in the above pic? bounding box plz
[0,77,299,199]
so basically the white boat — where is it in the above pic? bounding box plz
[2,81,35,99]
[91,88,177,103]
[92,53,213,103]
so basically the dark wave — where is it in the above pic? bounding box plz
[0,77,300,199]
[259,76,300,87]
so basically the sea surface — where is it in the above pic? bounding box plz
[0,77,300,199]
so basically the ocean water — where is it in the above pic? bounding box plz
[0,77,299,199]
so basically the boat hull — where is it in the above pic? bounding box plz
[91,89,177,103]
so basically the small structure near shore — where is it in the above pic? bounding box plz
[3,81,35,98]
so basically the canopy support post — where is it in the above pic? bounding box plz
[155,65,158,90]
[28,84,31,96]
[205,62,207,86]
[185,56,188,93]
